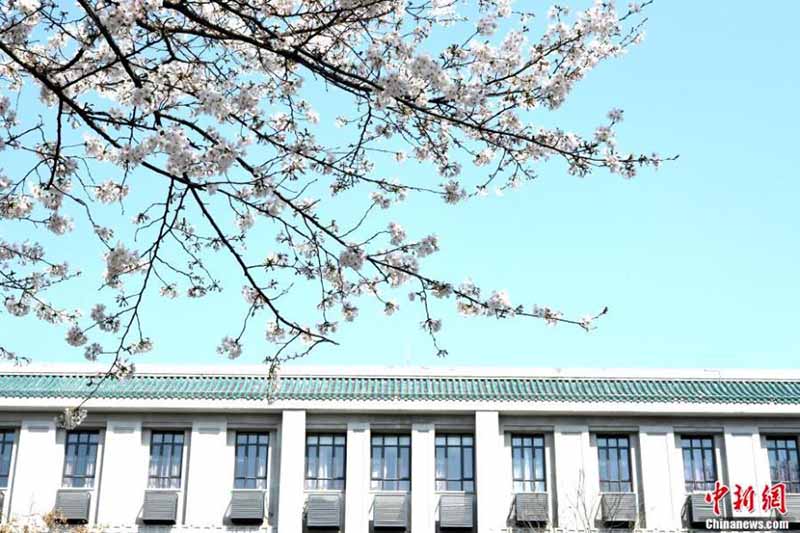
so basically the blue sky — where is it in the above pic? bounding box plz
[3,1,799,369]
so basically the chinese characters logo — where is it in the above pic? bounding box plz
[704,482,787,516]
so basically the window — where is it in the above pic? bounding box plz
[371,435,411,491]
[62,431,99,488]
[0,430,14,488]
[148,431,185,489]
[681,436,717,492]
[234,432,269,489]
[435,434,474,492]
[767,437,800,493]
[597,435,633,493]
[305,434,345,490]
[512,435,546,492]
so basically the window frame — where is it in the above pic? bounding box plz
[596,434,634,493]
[0,429,15,488]
[234,431,270,490]
[370,434,411,491]
[62,430,100,489]
[680,435,718,492]
[305,433,346,491]
[766,436,800,493]
[147,430,186,490]
[511,434,547,493]
[435,434,475,493]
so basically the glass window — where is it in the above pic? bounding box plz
[512,435,546,493]
[148,431,185,489]
[234,432,269,489]
[0,430,14,488]
[62,431,99,488]
[435,434,474,492]
[371,435,411,491]
[305,434,346,490]
[767,437,800,493]
[681,436,717,492]
[597,435,633,493]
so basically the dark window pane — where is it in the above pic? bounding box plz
[400,447,410,479]
[436,446,446,479]
[447,447,461,480]
[766,437,800,492]
[511,434,547,493]
[512,448,523,479]
[681,435,716,491]
[463,447,473,480]
[597,434,632,493]
[305,433,346,490]
[333,446,345,478]
[148,431,184,489]
[370,435,412,490]
[234,432,269,489]
[435,434,475,492]
[0,432,12,485]
[63,430,100,488]
[371,446,382,479]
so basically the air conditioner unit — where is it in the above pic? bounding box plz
[601,492,637,523]
[54,490,91,523]
[515,492,549,524]
[306,493,342,528]
[142,490,179,524]
[229,490,265,523]
[689,493,717,524]
[781,494,800,522]
[373,494,408,529]
[439,494,474,529]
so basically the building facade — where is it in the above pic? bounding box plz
[0,365,799,532]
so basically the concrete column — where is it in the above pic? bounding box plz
[97,418,148,526]
[666,430,689,525]
[753,432,773,493]
[411,423,435,533]
[10,418,62,519]
[639,425,680,528]
[475,411,504,533]
[723,425,763,517]
[277,410,306,533]
[554,425,595,529]
[185,418,231,525]
[500,432,515,524]
[344,422,370,533]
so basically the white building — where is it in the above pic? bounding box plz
[0,364,799,532]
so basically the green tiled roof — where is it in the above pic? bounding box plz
[0,373,798,404]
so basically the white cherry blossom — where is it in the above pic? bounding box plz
[0,0,661,373]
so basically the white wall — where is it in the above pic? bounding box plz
[554,425,598,529]
[639,425,680,528]
[724,424,771,517]
[1,409,793,532]
[276,410,305,533]
[475,411,504,533]
[185,418,231,525]
[97,418,148,525]
[411,423,435,533]
[10,419,62,519]
[344,421,370,533]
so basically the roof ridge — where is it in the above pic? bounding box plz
[0,373,798,405]
[3,371,800,383]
